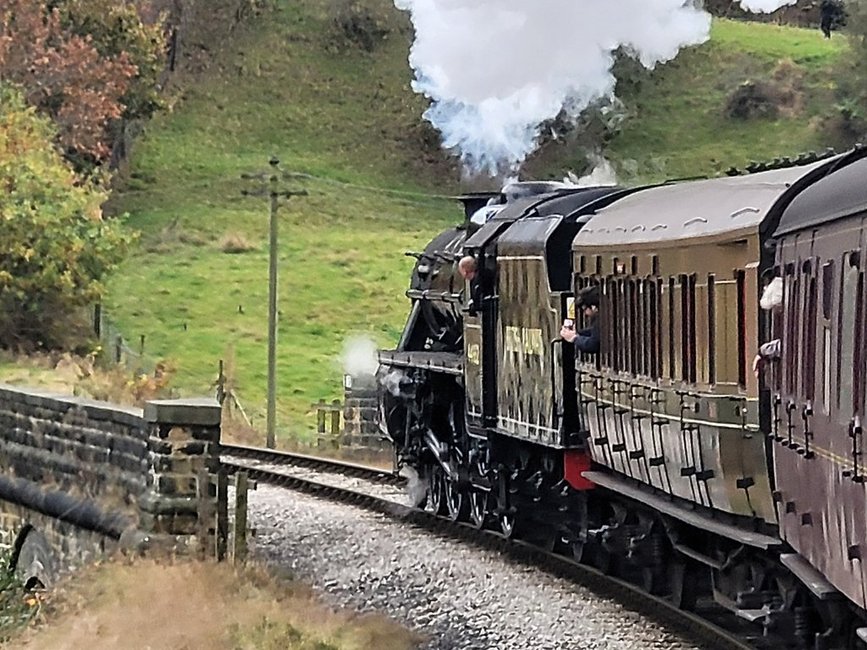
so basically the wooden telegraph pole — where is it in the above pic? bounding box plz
[241,157,307,448]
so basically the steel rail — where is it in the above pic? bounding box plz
[221,443,404,485]
[220,446,757,650]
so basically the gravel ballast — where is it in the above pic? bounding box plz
[251,484,701,650]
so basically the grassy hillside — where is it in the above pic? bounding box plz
[529,19,848,180]
[107,0,460,440]
[105,2,850,441]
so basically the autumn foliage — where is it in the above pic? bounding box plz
[0,0,164,166]
[0,86,132,349]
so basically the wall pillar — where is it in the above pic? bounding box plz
[139,398,221,553]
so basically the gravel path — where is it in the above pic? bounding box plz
[251,484,702,650]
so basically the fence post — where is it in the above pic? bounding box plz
[330,399,341,441]
[233,471,248,564]
[93,303,102,338]
[196,468,214,558]
[217,469,228,561]
[115,335,123,364]
[316,399,326,435]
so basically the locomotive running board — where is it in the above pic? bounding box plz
[378,350,463,376]
[583,471,781,550]
[779,554,841,601]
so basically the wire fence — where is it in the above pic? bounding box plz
[90,304,383,453]
[92,304,157,376]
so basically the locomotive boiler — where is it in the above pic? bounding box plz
[377,148,867,648]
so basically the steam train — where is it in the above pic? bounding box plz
[376,147,867,648]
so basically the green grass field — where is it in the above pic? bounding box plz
[104,2,850,440]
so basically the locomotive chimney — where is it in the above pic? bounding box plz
[453,192,501,222]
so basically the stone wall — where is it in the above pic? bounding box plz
[342,375,387,452]
[0,386,221,584]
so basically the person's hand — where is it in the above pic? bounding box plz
[752,354,763,378]
[560,324,577,343]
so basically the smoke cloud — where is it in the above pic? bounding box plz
[341,336,379,378]
[566,154,619,188]
[735,0,797,13]
[395,0,711,176]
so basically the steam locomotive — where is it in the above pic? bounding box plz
[377,147,867,648]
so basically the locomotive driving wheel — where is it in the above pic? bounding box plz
[499,510,518,538]
[425,464,446,516]
[443,400,469,522]
[468,440,491,529]
[496,467,519,539]
[444,472,468,522]
[468,488,489,529]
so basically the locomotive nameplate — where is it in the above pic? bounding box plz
[504,326,544,356]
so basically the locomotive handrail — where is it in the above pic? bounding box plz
[405,289,463,304]
[550,338,562,429]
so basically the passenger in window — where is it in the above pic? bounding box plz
[753,277,783,377]
[560,285,600,353]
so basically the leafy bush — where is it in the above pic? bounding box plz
[328,0,394,53]
[0,0,138,167]
[0,86,133,350]
[56,0,167,124]
[0,547,38,643]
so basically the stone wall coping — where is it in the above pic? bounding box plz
[144,398,221,426]
[0,384,144,427]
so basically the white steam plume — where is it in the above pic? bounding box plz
[341,336,379,379]
[394,0,711,176]
[735,0,797,13]
[565,155,619,188]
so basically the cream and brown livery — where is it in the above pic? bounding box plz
[378,149,867,647]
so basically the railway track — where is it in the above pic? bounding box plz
[221,443,759,650]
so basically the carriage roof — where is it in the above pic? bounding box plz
[774,151,867,237]
[573,160,832,249]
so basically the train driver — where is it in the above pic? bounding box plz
[560,285,600,354]
[458,255,477,281]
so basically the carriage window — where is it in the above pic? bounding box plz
[804,275,817,401]
[785,272,801,396]
[680,274,697,383]
[668,277,676,379]
[628,279,639,374]
[707,275,716,385]
[654,279,663,379]
[610,277,621,372]
[823,326,832,414]
[736,270,747,387]
[643,280,655,377]
[838,252,860,416]
[853,271,865,415]
[822,262,834,320]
